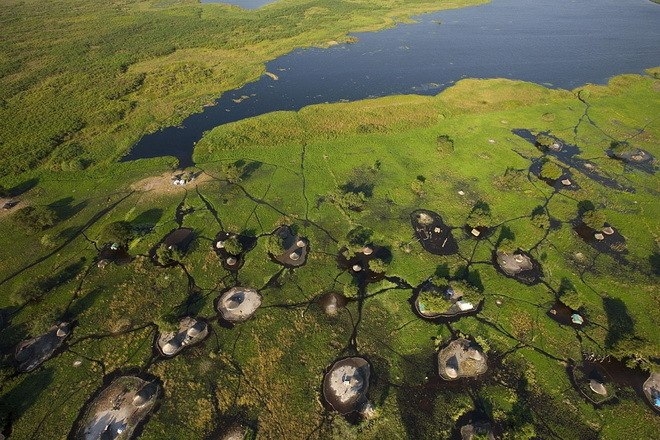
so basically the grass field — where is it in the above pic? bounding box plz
[0,67,658,438]
[0,0,485,178]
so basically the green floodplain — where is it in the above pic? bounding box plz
[1,1,659,439]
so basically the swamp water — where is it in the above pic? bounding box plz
[124,0,660,166]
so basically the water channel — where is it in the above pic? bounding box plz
[123,0,660,166]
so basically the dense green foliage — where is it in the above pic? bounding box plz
[1,72,656,439]
[0,1,658,438]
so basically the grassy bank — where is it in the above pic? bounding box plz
[0,0,486,178]
[0,71,658,438]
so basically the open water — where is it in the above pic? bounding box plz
[124,0,660,166]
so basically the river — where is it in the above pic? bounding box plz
[123,0,660,166]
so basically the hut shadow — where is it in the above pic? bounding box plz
[649,251,660,276]
[395,352,458,438]
[237,160,263,180]
[174,290,206,317]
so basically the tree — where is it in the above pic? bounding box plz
[155,244,182,265]
[11,277,48,304]
[582,209,605,230]
[535,133,555,150]
[466,201,492,229]
[223,235,243,255]
[0,184,8,197]
[346,226,373,246]
[539,160,563,181]
[13,205,59,232]
[266,234,285,255]
[530,206,550,229]
[100,220,133,246]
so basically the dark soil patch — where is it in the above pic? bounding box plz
[14,322,73,373]
[576,355,654,412]
[336,245,390,286]
[451,409,500,440]
[153,317,210,359]
[529,159,580,191]
[321,356,372,416]
[547,301,586,327]
[269,225,309,268]
[410,280,482,323]
[68,369,163,440]
[568,360,617,406]
[410,209,458,255]
[607,147,656,174]
[213,231,257,272]
[163,227,194,251]
[492,249,543,285]
[317,291,348,316]
[97,244,132,267]
[573,222,628,262]
[513,129,635,192]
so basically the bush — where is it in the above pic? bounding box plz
[346,226,373,246]
[223,235,243,255]
[535,133,555,149]
[266,234,285,255]
[466,201,492,229]
[582,209,605,230]
[100,220,133,246]
[539,160,563,181]
[155,244,181,265]
[530,206,550,229]
[13,206,59,232]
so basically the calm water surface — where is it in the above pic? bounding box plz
[125,0,660,166]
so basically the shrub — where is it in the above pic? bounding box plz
[582,209,605,230]
[466,201,492,229]
[223,235,243,255]
[13,206,59,232]
[539,160,563,181]
[100,220,133,246]
[535,133,555,149]
[530,206,550,229]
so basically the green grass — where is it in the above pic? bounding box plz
[0,0,486,177]
[0,30,659,440]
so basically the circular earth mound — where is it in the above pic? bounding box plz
[156,317,209,357]
[216,287,262,323]
[643,372,660,413]
[72,375,161,440]
[570,361,615,405]
[269,225,309,268]
[318,292,348,316]
[15,322,72,373]
[493,249,542,285]
[322,357,371,415]
[410,209,458,255]
[437,338,487,381]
